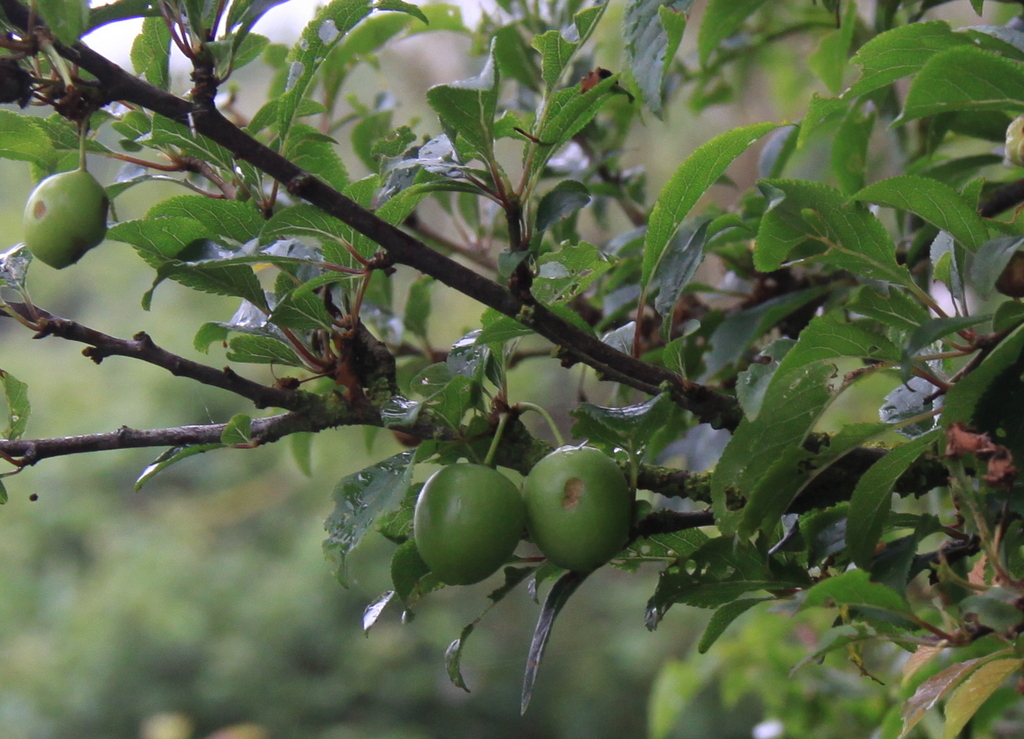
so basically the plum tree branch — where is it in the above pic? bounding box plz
[0,0,743,430]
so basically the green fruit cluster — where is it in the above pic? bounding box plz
[412,446,631,586]
[23,169,109,269]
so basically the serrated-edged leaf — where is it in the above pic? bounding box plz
[220,413,253,445]
[151,115,235,171]
[942,322,1024,426]
[390,538,441,604]
[427,41,499,163]
[226,334,303,366]
[697,0,767,66]
[832,106,874,195]
[135,443,224,490]
[283,124,349,191]
[476,308,533,344]
[108,217,209,264]
[37,0,88,44]
[148,196,263,244]
[623,0,691,116]
[404,275,433,340]
[570,393,675,453]
[902,46,1024,122]
[522,570,588,714]
[739,422,893,538]
[536,180,591,232]
[279,0,374,137]
[807,1,857,95]
[712,361,835,534]
[261,202,349,249]
[534,241,610,304]
[270,290,333,329]
[802,568,912,615]
[653,219,709,330]
[971,236,1024,300]
[902,657,991,736]
[904,315,989,360]
[0,370,29,441]
[848,285,929,332]
[846,20,970,99]
[193,322,229,352]
[854,175,988,252]
[845,429,941,569]
[530,74,622,181]
[697,598,769,654]
[623,528,709,563]
[644,123,778,290]
[37,115,111,156]
[0,111,57,170]
[323,451,415,587]
[755,179,915,290]
[160,262,267,308]
[130,16,171,89]
[797,94,849,150]
[736,338,794,421]
[533,29,578,90]
[941,656,1022,739]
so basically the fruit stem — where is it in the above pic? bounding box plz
[77,122,88,171]
[483,412,509,467]
[516,402,565,447]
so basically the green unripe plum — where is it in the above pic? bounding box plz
[1006,114,1024,168]
[413,464,526,585]
[524,446,632,572]
[23,169,109,269]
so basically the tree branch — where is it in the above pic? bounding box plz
[0,0,742,430]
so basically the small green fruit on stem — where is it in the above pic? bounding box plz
[413,464,526,586]
[524,446,632,572]
[1005,114,1024,168]
[23,168,109,269]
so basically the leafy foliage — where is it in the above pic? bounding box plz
[3,0,1024,735]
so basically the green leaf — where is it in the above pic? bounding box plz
[530,74,623,181]
[533,28,577,90]
[623,0,691,116]
[902,657,989,737]
[261,203,349,257]
[130,16,171,89]
[832,106,874,195]
[535,180,591,233]
[942,322,1024,427]
[220,414,253,445]
[0,370,29,441]
[697,598,769,654]
[846,20,970,98]
[697,0,767,66]
[735,339,794,421]
[150,115,236,172]
[570,393,676,454]
[0,111,57,170]
[147,196,263,244]
[902,47,1024,121]
[390,539,440,605]
[755,179,916,290]
[807,1,857,94]
[426,42,499,164]
[226,334,303,366]
[278,0,375,138]
[960,588,1024,635]
[270,290,333,330]
[797,94,850,149]
[108,217,210,265]
[37,0,88,44]
[404,275,434,341]
[193,322,229,353]
[942,657,1022,739]
[533,242,610,304]
[652,219,710,330]
[88,0,161,30]
[643,122,779,290]
[846,429,941,569]
[712,361,835,534]
[853,175,988,252]
[323,451,415,587]
[475,308,533,344]
[282,124,350,191]
[904,315,989,360]
[159,261,267,309]
[847,285,929,332]
[971,236,1024,299]
[801,568,913,616]
[135,444,224,491]
[521,570,588,714]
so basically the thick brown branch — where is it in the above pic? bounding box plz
[0,0,742,430]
